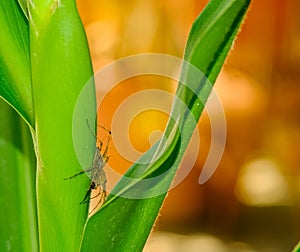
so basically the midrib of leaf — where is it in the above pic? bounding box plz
[181,0,250,123]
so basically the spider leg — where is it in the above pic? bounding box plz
[80,186,92,205]
[90,178,106,200]
[90,189,101,200]
[89,189,106,214]
[86,119,97,139]
[102,130,111,159]
[86,119,111,158]
[64,170,85,180]
[64,165,97,180]
[98,140,103,152]
[86,119,111,150]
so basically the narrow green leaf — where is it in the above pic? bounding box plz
[0,98,38,252]
[0,0,33,126]
[81,0,251,251]
[29,0,96,251]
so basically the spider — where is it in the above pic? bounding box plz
[65,121,111,214]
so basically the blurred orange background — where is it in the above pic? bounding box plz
[77,0,300,251]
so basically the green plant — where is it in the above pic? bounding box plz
[0,0,251,251]
[293,242,300,252]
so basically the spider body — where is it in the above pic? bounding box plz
[65,123,111,214]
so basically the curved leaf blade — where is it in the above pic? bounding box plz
[81,0,251,251]
[0,0,33,126]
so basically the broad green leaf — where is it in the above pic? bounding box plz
[0,98,38,252]
[29,0,95,250]
[81,0,251,251]
[0,0,33,126]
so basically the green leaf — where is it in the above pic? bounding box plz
[0,0,33,126]
[293,242,300,252]
[0,98,38,252]
[28,0,96,250]
[81,0,251,251]
[17,0,29,19]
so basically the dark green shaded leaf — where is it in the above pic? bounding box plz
[0,98,38,252]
